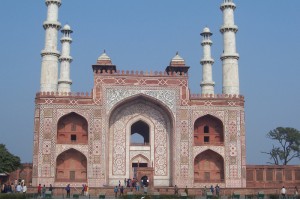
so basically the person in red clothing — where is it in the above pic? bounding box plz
[37,184,42,197]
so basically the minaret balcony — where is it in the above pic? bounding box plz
[59,56,73,62]
[43,21,61,30]
[220,53,239,60]
[41,50,60,57]
[220,25,238,33]
[60,37,73,42]
[45,0,61,7]
[220,2,236,11]
[200,59,214,65]
[201,40,213,46]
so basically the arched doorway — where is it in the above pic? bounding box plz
[194,150,224,183]
[130,120,150,145]
[194,115,224,145]
[57,112,88,144]
[109,96,173,186]
[56,149,87,182]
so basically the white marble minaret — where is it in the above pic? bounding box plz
[200,27,215,95]
[40,0,61,92]
[220,0,240,95]
[58,24,73,93]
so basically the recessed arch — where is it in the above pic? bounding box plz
[194,114,224,145]
[57,112,88,144]
[131,120,150,145]
[56,148,87,182]
[194,149,224,183]
[108,95,173,186]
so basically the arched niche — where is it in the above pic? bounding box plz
[55,149,87,182]
[57,112,88,144]
[194,150,224,183]
[130,120,150,145]
[194,115,224,145]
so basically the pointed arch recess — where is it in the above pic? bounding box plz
[57,112,88,144]
[55,148,87,182]
[194,114,224,145]
[194,149,224,183]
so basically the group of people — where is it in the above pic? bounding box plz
[114,178,147,197]
[281,186,298,198]
[81,184,89,196]
[1,181,27,194]
[37,184,53,198]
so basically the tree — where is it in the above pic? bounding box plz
[262,127,300,165]
[0,144,21,173]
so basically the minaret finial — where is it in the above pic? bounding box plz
[104,49,106,53]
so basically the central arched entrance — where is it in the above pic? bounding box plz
[108,96,173,186]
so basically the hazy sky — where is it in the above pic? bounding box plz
[0,0,299,165]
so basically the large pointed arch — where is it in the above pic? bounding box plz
[107,94,174,186]
[56,148,87,182]
[194,149,224,183]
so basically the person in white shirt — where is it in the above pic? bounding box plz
[281,186,286,198]
[22,184,27,193]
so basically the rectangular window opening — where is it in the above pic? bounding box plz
[204,136,210,143]
[71,134,77,142]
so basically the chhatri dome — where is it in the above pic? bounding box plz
[169,52,186,67]
[97,50,113,65]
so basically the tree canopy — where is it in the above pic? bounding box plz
[262,127,300,165]
[0,144,21,173]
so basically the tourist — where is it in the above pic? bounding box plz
[49,184,53,194]
[10,183,15,193]
[22,183,27,194]
[124,178,126,186]
[1,184,5,193]
[85,184,89,196]
[65,184,71,198]
[81,184,85,195]
[120,186,124,197]
[174,185,179,195]
[16,183,22,193]
[294,186,298,198]
[37,184,42,197]
[281,186,286,198]
[118,180,121,187]
[184,186,188,195]
[7,183,12,193]
[114,186,118,198]
[215,184,220,197]
[210,185,214,195]
[42,185,46,198]
[203,186,207,196]
[144,185,148,194]
[136,181,140,191]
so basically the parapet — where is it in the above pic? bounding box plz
[190,93,244,100]
[93,69,188,77]
[36,91,92,98]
